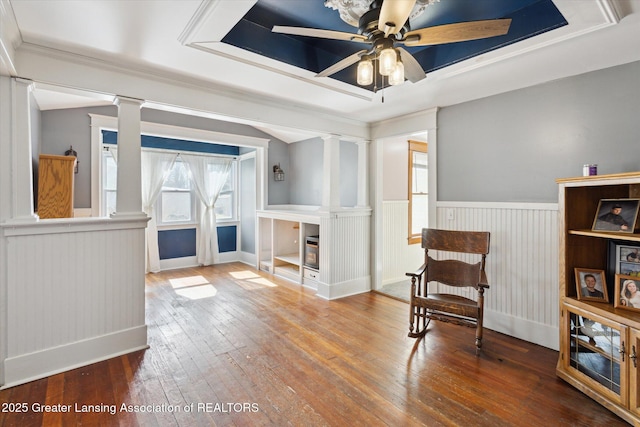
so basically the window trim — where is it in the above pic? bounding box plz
[408,140,428,245]
[214,160,237,223]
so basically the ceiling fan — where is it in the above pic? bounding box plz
[272,0,511,88]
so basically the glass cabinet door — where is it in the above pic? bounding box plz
[564,305,628,405]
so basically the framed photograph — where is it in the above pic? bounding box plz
[615,274,640,311]
[607,241,640,298]
[617,245,640,275]
[575,268,609,302]
[592,198,640,233]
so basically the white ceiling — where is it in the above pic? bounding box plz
[6,0,640,143]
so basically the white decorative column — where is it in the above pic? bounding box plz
[9,78,37,223]
[112,96,146,219]
[321,134,341,210]
[355,140,369,208]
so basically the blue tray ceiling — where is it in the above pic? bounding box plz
[222,0,567,90]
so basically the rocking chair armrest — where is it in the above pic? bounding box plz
[406,262,427,278]
[478,270,489,289]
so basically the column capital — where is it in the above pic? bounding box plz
[113,95,145,107]
[321,134,341,142]
[355,139,371,146]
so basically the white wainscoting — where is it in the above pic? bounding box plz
[1,217,149,387]
[318,210,371,300]
[436,201,559,350]
[381,201,424,286]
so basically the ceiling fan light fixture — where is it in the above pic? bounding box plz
[357,59,374,86]
[277,1,512,89]
[378,47,397,76]
[389,61,405,86]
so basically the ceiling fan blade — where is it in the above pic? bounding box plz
[316,50,368,77]
[273,26,368,43]
[401,19,512,46]
[397,47,425,83]
[378,0,416,36]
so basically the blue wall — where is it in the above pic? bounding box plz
[158,229,197,259]
[158,226,237,260]
[102,130,240,155]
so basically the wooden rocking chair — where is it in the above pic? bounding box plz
[406,228,491,352]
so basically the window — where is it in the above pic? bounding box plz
[157,159,196,225]
[213,161,235,221]
[408,140,428,245]
[101,145,237,224]
[102,147,117,216]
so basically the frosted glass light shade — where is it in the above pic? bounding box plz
[357,59,373,85]
[389,61,405,86]
[379,48,396,76]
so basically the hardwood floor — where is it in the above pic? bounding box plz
[0,263,628,426]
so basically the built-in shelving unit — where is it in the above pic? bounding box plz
[257,210,321,288]
[256,207,371,300]
[557,172,640,424]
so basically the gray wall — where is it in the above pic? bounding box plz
[40,106,116,208]
[268,137,290,205]
[438,60,640,203]
[288,138,324,205]
[288,137,358,207]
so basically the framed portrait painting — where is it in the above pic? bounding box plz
[592,198,640,233]
[575,268,609,302]
[615,274,640,312]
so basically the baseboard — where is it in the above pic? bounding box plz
[217,251,239,264]
[159,256,198,271]
[158,251,248,270]
[316,276,371,300]
[237,251,256,266]
[485,309,558,351]
[2,325,148,389]
[382,276,408,287]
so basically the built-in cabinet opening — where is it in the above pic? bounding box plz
[258,213,320,289]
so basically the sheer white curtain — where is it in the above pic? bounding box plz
[109,146,118,164]
[142,150,178,273]
[182,154,232,266]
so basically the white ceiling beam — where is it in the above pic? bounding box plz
[15,43,370,140]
